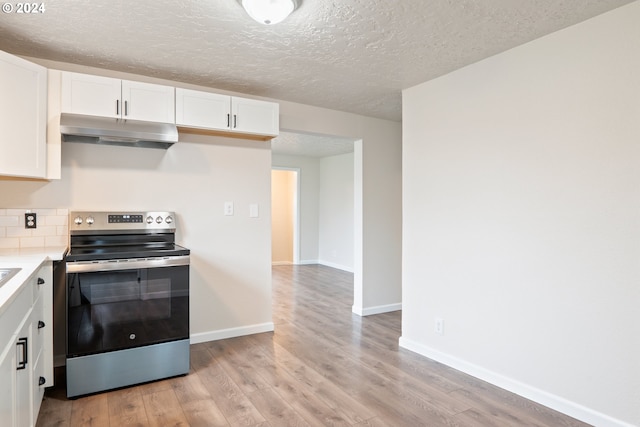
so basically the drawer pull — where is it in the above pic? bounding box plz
[39,376,46,386]
[38,320,46,329]
[16,337,28,370]
[37,277,45,285]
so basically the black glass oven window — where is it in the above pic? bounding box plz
[67,265,189,357]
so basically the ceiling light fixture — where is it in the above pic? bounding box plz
[239,0,299,25]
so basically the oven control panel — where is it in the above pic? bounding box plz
[108,214,144,223]
[70,211,176,232]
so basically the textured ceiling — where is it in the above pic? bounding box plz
[0,0,633,124]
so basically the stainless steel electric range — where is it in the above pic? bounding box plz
[65,211,190,398]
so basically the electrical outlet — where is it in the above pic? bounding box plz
[435,317,444,335]
[25,212,37,229]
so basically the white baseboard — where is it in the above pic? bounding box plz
[352,302,402,317]
[317,260,354,273]
[190,322,274,344]
[297,259,319,265]
[398,337,635,427]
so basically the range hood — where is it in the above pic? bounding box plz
[60,113,179,149]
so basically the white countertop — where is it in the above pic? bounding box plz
[0,246,67,261]
[0,246,67,315]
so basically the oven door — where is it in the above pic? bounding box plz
[66,256,189,358]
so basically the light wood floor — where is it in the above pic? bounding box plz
[36,264,590,427]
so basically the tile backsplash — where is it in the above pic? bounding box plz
[0,208,68,248]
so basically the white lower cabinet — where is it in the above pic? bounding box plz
[32,345,46,423]
[0,336,17,426]
[0,262,52,427]
[15,317,33,427]
[31,281,47,422]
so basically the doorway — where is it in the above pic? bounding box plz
[271,168,299,265]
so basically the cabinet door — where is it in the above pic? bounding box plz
[0,342,17,427]
[175,88,230,130]
[61,72,121,118]
[0,50,47,179]
[15,319,32,427]
[36,263,53,388]
[122,80,175,123]
[31,294,45,379]
[31,347,45,424]
[231,97,279,137]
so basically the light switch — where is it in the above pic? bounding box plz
[249,204,259,218]
[224,201,234,216]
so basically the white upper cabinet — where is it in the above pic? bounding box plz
[176,88,279,138]
[60,72,277,138]
[61,72,175,123]
[121,80,175,123]
[231,97,279,137]
[175,88,230,130]
[61,73,121,118]
[0,50,47,179]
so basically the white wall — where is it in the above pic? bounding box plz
[276,103,402,315]
[272,152,355,272]
[358,120,403,315]
[271,169,295,264]
[401,3,640,426]
[318,152,354,272]
[0,134,274,342]
[271,154,320,264]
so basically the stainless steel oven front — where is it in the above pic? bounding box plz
[65,211,190,398]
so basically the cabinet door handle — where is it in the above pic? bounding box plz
[124,100,128,116]
[116,99,120,115]
[233,114,237,129]
[38,320,46,329]
[16,337,28,370]
[227,113,230,128]
[37,277,45,285]
[39,376,46,386]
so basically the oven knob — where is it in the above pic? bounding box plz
[156,216,163,224]
[74,216,83,225]
[86,216,94,225]
[165,216,173,224]
[146,216,154,224]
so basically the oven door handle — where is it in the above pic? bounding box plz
[66,255,190,273]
